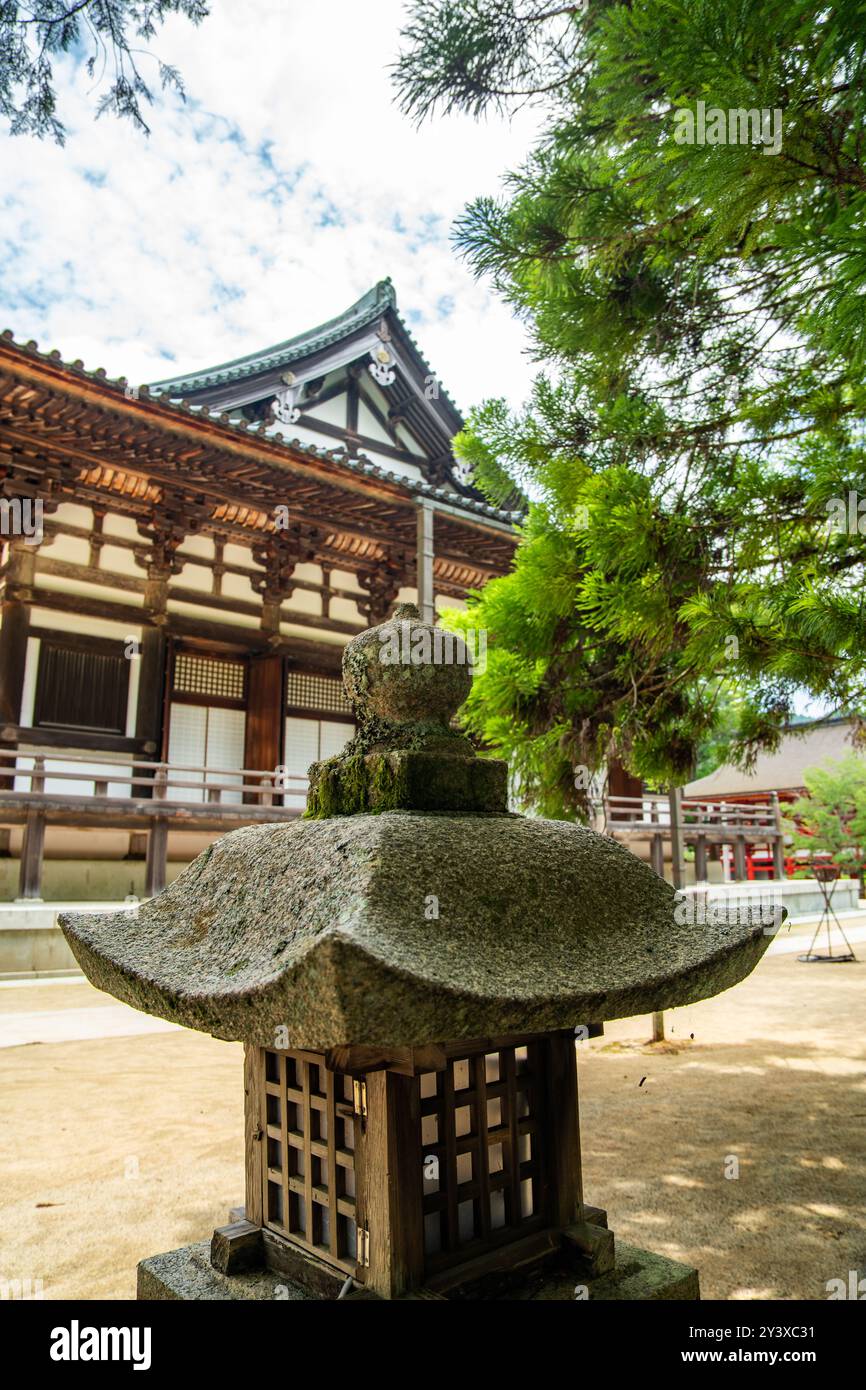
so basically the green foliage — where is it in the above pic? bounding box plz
[785,754,866,868]
[0,1,209,143]
[398,0,866,815]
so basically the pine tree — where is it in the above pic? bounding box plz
[0,1,209,143]
[397,0,866,816]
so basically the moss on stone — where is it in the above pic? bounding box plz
[305,749,508,817]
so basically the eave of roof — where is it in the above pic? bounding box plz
[150,280,394,393]
[0,330,524,531]
[685,718,860,798]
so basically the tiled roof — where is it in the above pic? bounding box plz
[148,278,466,423]
[685,719,860,798]
[149,279,398,395]
[0,329,524,528]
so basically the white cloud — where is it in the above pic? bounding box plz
[0,0,539,413]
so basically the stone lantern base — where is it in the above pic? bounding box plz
[138,1201,700,1301]
[138,1239,698,1301]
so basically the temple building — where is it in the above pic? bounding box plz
[0,282,519,903]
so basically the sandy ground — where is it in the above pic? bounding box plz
[1,918,864,1301]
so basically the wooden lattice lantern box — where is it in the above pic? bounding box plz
[61,604,779,1301]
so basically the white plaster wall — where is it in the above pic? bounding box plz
[284,588,321,617]
[46,532,91,566]
[51,502,92,530]
[172,560,212,593]
[99,544,144,578]
[329,596,363,624]
[102,514,140,540]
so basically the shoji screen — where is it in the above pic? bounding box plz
[282,716,354,811]
[167,704,246,803]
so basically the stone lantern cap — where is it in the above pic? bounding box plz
[60,605,781,1049]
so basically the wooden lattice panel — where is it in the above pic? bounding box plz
[173,651,246,703]
[262,1049,358,1275]
[418,1042,547,1273]
[285,670,352,716]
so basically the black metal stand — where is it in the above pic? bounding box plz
[798,871,857,963]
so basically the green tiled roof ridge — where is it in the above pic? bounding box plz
[149,279,397,394]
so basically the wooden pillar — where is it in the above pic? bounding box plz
[18,812,46,900]
[650,833,665,878]
[359,1069,424,1298]
[733,835,747,882]
[543,1033,583,1226]
[0,543,34,796]
[416,501,435,625]
[0,587,31,724]
[694,834,708,882]
[134,625,168,757]
[17,753,45,900]
[771,793,786,880]
[145,768,168,897]
[244,654,284,803]
[244,1044,265,1227]
[145,822,168,897]
[136,579,169,809]
[668,786,685,889]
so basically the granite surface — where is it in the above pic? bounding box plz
[61,810,779,1048]
[136,1239,699,1301]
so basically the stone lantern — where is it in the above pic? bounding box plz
[61,604,778,1301]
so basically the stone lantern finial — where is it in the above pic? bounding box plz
[305,601,506,817]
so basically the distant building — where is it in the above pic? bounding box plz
[685,717,861,803]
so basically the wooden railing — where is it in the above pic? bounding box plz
[0,745,310,900]
[605,793,779,832]
[603,790,786,882]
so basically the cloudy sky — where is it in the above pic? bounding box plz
[0,0,539,415]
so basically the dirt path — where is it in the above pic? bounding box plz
[1,932,863,1300]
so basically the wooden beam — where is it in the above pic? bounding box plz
[361,1070,425,1298]
[324,1044,447,1077]
[17,810,45,900]
[210,1220,263,1275]
[244,1044,265,1227]
[3,723,143,755]
[26,585,347,669]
